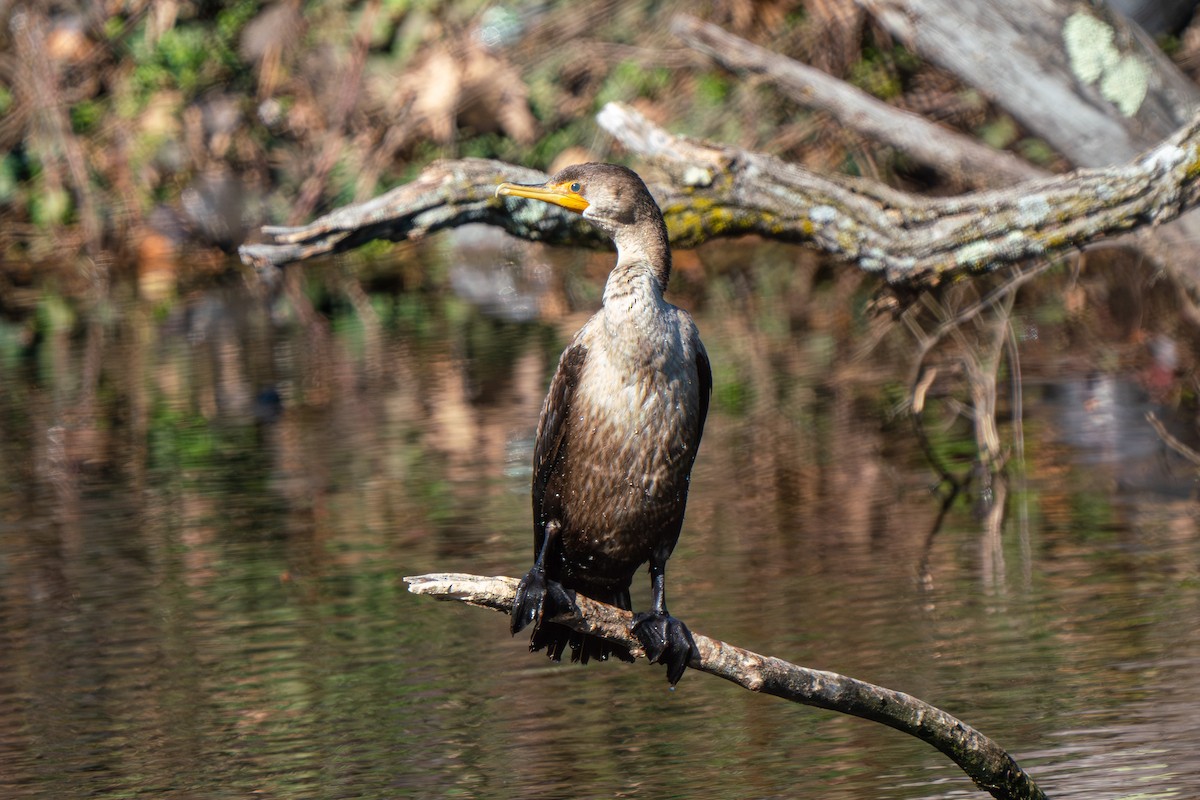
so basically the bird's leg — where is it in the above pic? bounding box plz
[511,520,576,635]
[632,549,695,685]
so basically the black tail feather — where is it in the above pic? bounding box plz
[529,583,634,665]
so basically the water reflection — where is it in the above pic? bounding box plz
[0,244,1197,799]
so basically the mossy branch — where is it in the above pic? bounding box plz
[597,102,1200,286]
[240,102,1200,289]
[405,572,1049,800]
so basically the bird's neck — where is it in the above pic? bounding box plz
[600,226,674,357]
[603,218,671,306]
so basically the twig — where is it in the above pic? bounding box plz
[1146,411,1200,467]
[405,571,1049,800]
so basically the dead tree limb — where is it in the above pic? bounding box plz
[238,160,609,269]
[859,0,1200,167]
[670,13,1047,187]
[854,0,1200,310]
[242,101,1200,289]
[405,572,1048,800]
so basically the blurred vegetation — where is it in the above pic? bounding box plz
[1,0,1090,295]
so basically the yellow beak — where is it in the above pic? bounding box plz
[495,181,589,213]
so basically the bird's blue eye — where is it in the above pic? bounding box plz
[569,182,581,193]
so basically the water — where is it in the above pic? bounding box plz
[0,243,1197,798]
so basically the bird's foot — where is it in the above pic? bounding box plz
[632,611,696,685]
[510,569,576,635]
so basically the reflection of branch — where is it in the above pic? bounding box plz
[406,572,1048,800]
[1146,412,1200,467]
[906,263,1051,492]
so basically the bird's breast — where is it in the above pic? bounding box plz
[559,328,699,541]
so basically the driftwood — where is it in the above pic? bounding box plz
[241,100,1200,288]
[405,572,1048,800]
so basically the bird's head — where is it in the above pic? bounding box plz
[496,162,659,236]
[497,162,671,291]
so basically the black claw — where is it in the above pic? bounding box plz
[510,571,539,635]
[511,569,576,635]
[632,611,695,685]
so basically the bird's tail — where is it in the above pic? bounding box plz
[530,583,635,665]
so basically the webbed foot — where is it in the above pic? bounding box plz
[632,611,696,685]
[510,569,576,635]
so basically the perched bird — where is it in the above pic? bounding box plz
[496,163,711,685]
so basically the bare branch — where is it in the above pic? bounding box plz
[859,0,1200,167]
[238,159,607,270]
[406,571,1048,800]
[670,14,1047,186]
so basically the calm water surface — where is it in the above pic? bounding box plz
[0,241,1197,799]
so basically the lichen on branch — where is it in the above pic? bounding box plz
[241,103,1200,292]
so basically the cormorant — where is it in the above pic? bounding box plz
[496,163,711,685]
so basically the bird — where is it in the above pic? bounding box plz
[495,163,711,685]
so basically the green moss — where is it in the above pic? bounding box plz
[527,123,591,169]
[159,27,214,92]
[36,291,77,335]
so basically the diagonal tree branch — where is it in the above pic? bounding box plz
[596,102,1200,285]
[669,13,1048,186]
[241,102,1200,291]
[406,572,1049,800]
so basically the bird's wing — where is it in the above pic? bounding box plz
[694,338,712,447]
[531,343,587,557]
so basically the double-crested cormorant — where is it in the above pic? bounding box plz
[496,163,711,685]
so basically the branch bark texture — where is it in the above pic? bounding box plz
[243,101,1200,289]
[238,159,608,269]
[405,572,1048,800]
[859,0,1200,167]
